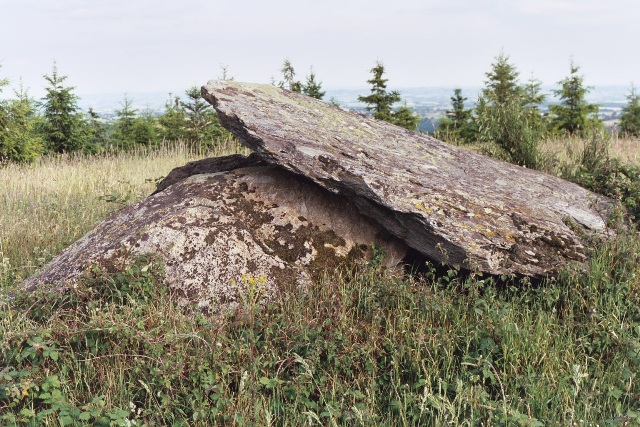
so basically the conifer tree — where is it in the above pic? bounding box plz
[393,103,421,131]
[113,96,138,149]
[522,76,546,109]
[482,51,521,105]
[619,84,640,137]
[181,86,225,143]
[279,59,302,93]
[358,61,401,123]
[302,68,326,100]
[0,77,44,163]
[131,108,159,146]
[159,94,187,141]
[218,65,234,81]
[182,87,212,140]
[40,62,88,153]
[449,89,470,123]
[475,53,544,169]
[522,76,547,129]
[549,61,600,135]
[358,61,419,130]
[437,88,475,143]
[0,73,12,162]
[86,107,107,150]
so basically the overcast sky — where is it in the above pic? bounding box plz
[1,0,638,97]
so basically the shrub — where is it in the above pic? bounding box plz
[562,131,640,220]
[476,97,546,170]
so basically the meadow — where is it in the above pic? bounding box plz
[1,137,640,426]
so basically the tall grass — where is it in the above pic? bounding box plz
[2,243,640,425]
[542,134,640,169]
[0,138,247,282]
[1,137,640,425]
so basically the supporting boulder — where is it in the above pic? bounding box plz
[24,155,407,310]
[202,81,615,277]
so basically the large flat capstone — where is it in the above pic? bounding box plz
[202,81,615,277]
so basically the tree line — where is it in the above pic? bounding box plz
[1,55,639,167]
[431,52,640,169]
[278,55,640,148]
[438,55,632,136]
[276,58,421,131]
[0,62,230,165]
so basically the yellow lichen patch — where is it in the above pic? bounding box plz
[414,202,433,214]
[503,233,516,243]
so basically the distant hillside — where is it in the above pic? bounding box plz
[76,85,631,122]
[76,92,172,117]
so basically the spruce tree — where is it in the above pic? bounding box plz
[182,86,224,143]
[113,96,138,150]
[437,88,475,143]
[159,94,187,141]
[40,62,88,153]
[358,61,401,123]
[0,78,44,163]
[393,103,421,131]
[279,59,302,93]
[482,51,521,105]
[549,61,600,135]
[449,89,470,123]
[475,53,544,169]
[302,68,326,100]
[522,76,546,109]
[358,61,419,130]
[0,71,12,162]
[131,108,159,146]
[86,107,107,150]
[522,76,547,129]
[218,65,234,81]
[183,87,212,138]
[620,84,640,137]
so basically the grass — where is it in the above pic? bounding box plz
[542,134,640,166]
[0,138,248,283]
[1,138,640,425]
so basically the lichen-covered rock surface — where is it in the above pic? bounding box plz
[24,155,407,310]
[203,80,616,277]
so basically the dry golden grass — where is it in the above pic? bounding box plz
[607,135,640,164]
[0,139,246,280]
[542,134,640,166]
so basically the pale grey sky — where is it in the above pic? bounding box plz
[0,0,638,97]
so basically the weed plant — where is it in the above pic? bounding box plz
[1,138,640,425]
